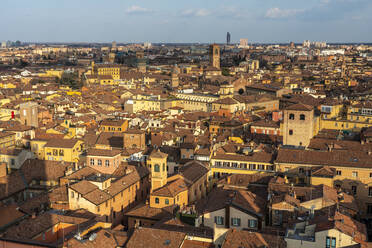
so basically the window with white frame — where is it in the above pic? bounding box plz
[231,218,241,227]
[248,219,258,228]
[214,216,224,225]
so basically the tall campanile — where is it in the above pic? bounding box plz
[209,44,220,69]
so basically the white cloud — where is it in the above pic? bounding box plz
[320,0,331,4]
[181,8,211,17]
[265,7,304,19]
[125,6,152,14]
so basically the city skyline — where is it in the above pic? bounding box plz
[1,0,372,43]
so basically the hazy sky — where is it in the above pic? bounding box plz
[1,0,371,43]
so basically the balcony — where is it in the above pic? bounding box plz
[212,163,275,172]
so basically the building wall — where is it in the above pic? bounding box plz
[211,157,274,176]
[275,162,372,215]
[149,190,188,209]
[69,174,149,225]
[0,133,16,149]
[97,66,121,80]
[246,100,279,112]
[123,133,145,150]
[229,207,260,230]
[180,148,194,160]
[251,126,280,136]
[20,102,38,128]
[187,173,208,204]
[30,140,47,159]
[34,223,76,243]
[286,229,357,248]
[0,150,34,170]
[310,176,333,187]
[44,141,83,163]
[69,188,101,214]
[283,109,315,147]
[87,155,121,174]
[320,119,371,131]
[100,120,128,133]
[202,208,226,230]
[127,216,157,230]
[177,100,209,112]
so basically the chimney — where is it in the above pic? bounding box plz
[227,176,231,184]
[328,143,334,152]
[0,163,7,177]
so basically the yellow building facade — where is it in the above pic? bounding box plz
[44,139,83,163]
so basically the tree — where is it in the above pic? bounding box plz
[221,68,230,76]
[19,60,29,68]
[30,79,45,85]
[57,72,83,89]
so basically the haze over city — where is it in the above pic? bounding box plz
[1,0,372,43]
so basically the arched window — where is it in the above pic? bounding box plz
[289,114,295,120]
[154,164,160,172]
[300,114,305,120]
[155,198,159,204]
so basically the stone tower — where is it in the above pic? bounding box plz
[283,103,317,147]
[20,101,38,128]
[341,61,346,78]
[209,44,220,69]
[108,53,116,63]
[111,41,117,51]
[148,149,168,192]
[136,51,146,73]
[171,65,180,88]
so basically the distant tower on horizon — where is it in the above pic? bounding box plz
[303,40,311,48]
[226,32,231,45]
[111,41,117,53]
[209,44,220,69]
[239,39,249,48]
[136,51,146,73]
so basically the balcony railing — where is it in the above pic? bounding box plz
[212,163,275,172]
